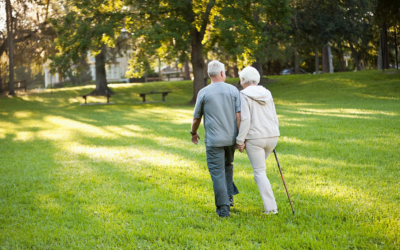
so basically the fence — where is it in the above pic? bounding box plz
[0,80,27,93]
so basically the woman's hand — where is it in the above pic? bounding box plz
[236,143,246,153]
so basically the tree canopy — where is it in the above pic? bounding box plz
[1,0,399,96]
[49,0,127,95]
[125,0,290,103]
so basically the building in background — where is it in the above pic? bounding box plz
[43,52,130,88]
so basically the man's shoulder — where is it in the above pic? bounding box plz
[197,86,209,98]
[198,84,214,94]
[200,82,239,96]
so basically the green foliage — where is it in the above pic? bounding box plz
[289,0,378,72]
[49,0,126,76]
[124,0,193,77]
[0,70,399,248]
[213,0,291,68]
[374,0,400,27]
[125,0,291,77]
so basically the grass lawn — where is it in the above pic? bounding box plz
[0,70,399,249]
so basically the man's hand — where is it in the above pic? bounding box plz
[236,142,245,153]
[190,118,201,145]
[191,133,200,144]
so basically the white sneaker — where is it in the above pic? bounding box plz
[263,209,278,215]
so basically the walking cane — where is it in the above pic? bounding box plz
[273,149,295,215]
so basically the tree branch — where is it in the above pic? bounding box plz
[199,0,215,39]
[0,30,39,57]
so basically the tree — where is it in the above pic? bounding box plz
[292,0,376,72]
[50,0,126,95]
[1,0,58,94]
[340,0,375,71]
[126,0,290,103]
[126,0,215,104]
[5,0,14,95]
[288,0,334,73]
[374,0,400,71]
[212,0,291,76]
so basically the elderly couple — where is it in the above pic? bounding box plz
[190,60,280,218]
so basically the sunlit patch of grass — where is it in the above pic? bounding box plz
[299,108,398,116]
[45,115,116,138]
[0,71,399,248]
[12,111,34,118]
[274,100,316,106]
[355,93,400,100]
[333,78,367,88]
[13,131,36,141]
[279,136,311,145]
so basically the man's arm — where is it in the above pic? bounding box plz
[236,112,241,130]
[234,88,241,132]
[190,118,202,144]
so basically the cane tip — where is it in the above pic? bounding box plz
[293,211,295,215]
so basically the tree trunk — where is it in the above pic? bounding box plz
[322,45,329,73]
[315,47,319,73]
[381,22,390,70]
[377,34,382,70]
[6,0,15,95]
[233,64,239,77]
[294,47,299,74]
[275,60,282,75]
[184,59,190,80]
[384,23,390,69]
[0,68,3,94]
[203,58,209,81]
[89,46,113,95]
[349,41,360,71]
[267,60,271,75]
[382,27,385,71]
[226,64,231,77]
[189,29,207,104]
[395,26,398,70]
[185,0,215,104]
[252,57,263,77]
[335,49,346,72]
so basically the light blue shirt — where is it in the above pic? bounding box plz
[193,82,241,147]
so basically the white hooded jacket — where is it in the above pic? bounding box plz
[236,85,280,145]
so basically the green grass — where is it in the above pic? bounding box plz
[0,70,399,249]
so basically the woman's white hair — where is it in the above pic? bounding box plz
[239,66,260,85]
[208,60,225,77]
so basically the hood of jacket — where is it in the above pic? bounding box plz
[241,85,272,105]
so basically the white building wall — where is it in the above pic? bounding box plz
[43,61,62,88]
[43,50,131,87]
[87,52,129,82]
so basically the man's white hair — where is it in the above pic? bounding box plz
[239,66,260,85]
[208,60,225,77]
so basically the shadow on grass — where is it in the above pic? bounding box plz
[1,87,399,202]
[1,73,399,247]
[1,131,397,248]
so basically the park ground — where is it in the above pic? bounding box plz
[0,70,399,249]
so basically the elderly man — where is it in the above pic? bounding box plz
[190,60,241,217]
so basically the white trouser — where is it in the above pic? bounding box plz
[245,137,279,212]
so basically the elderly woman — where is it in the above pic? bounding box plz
[236,66,280,215]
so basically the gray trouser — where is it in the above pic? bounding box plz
[206,145,239,217]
